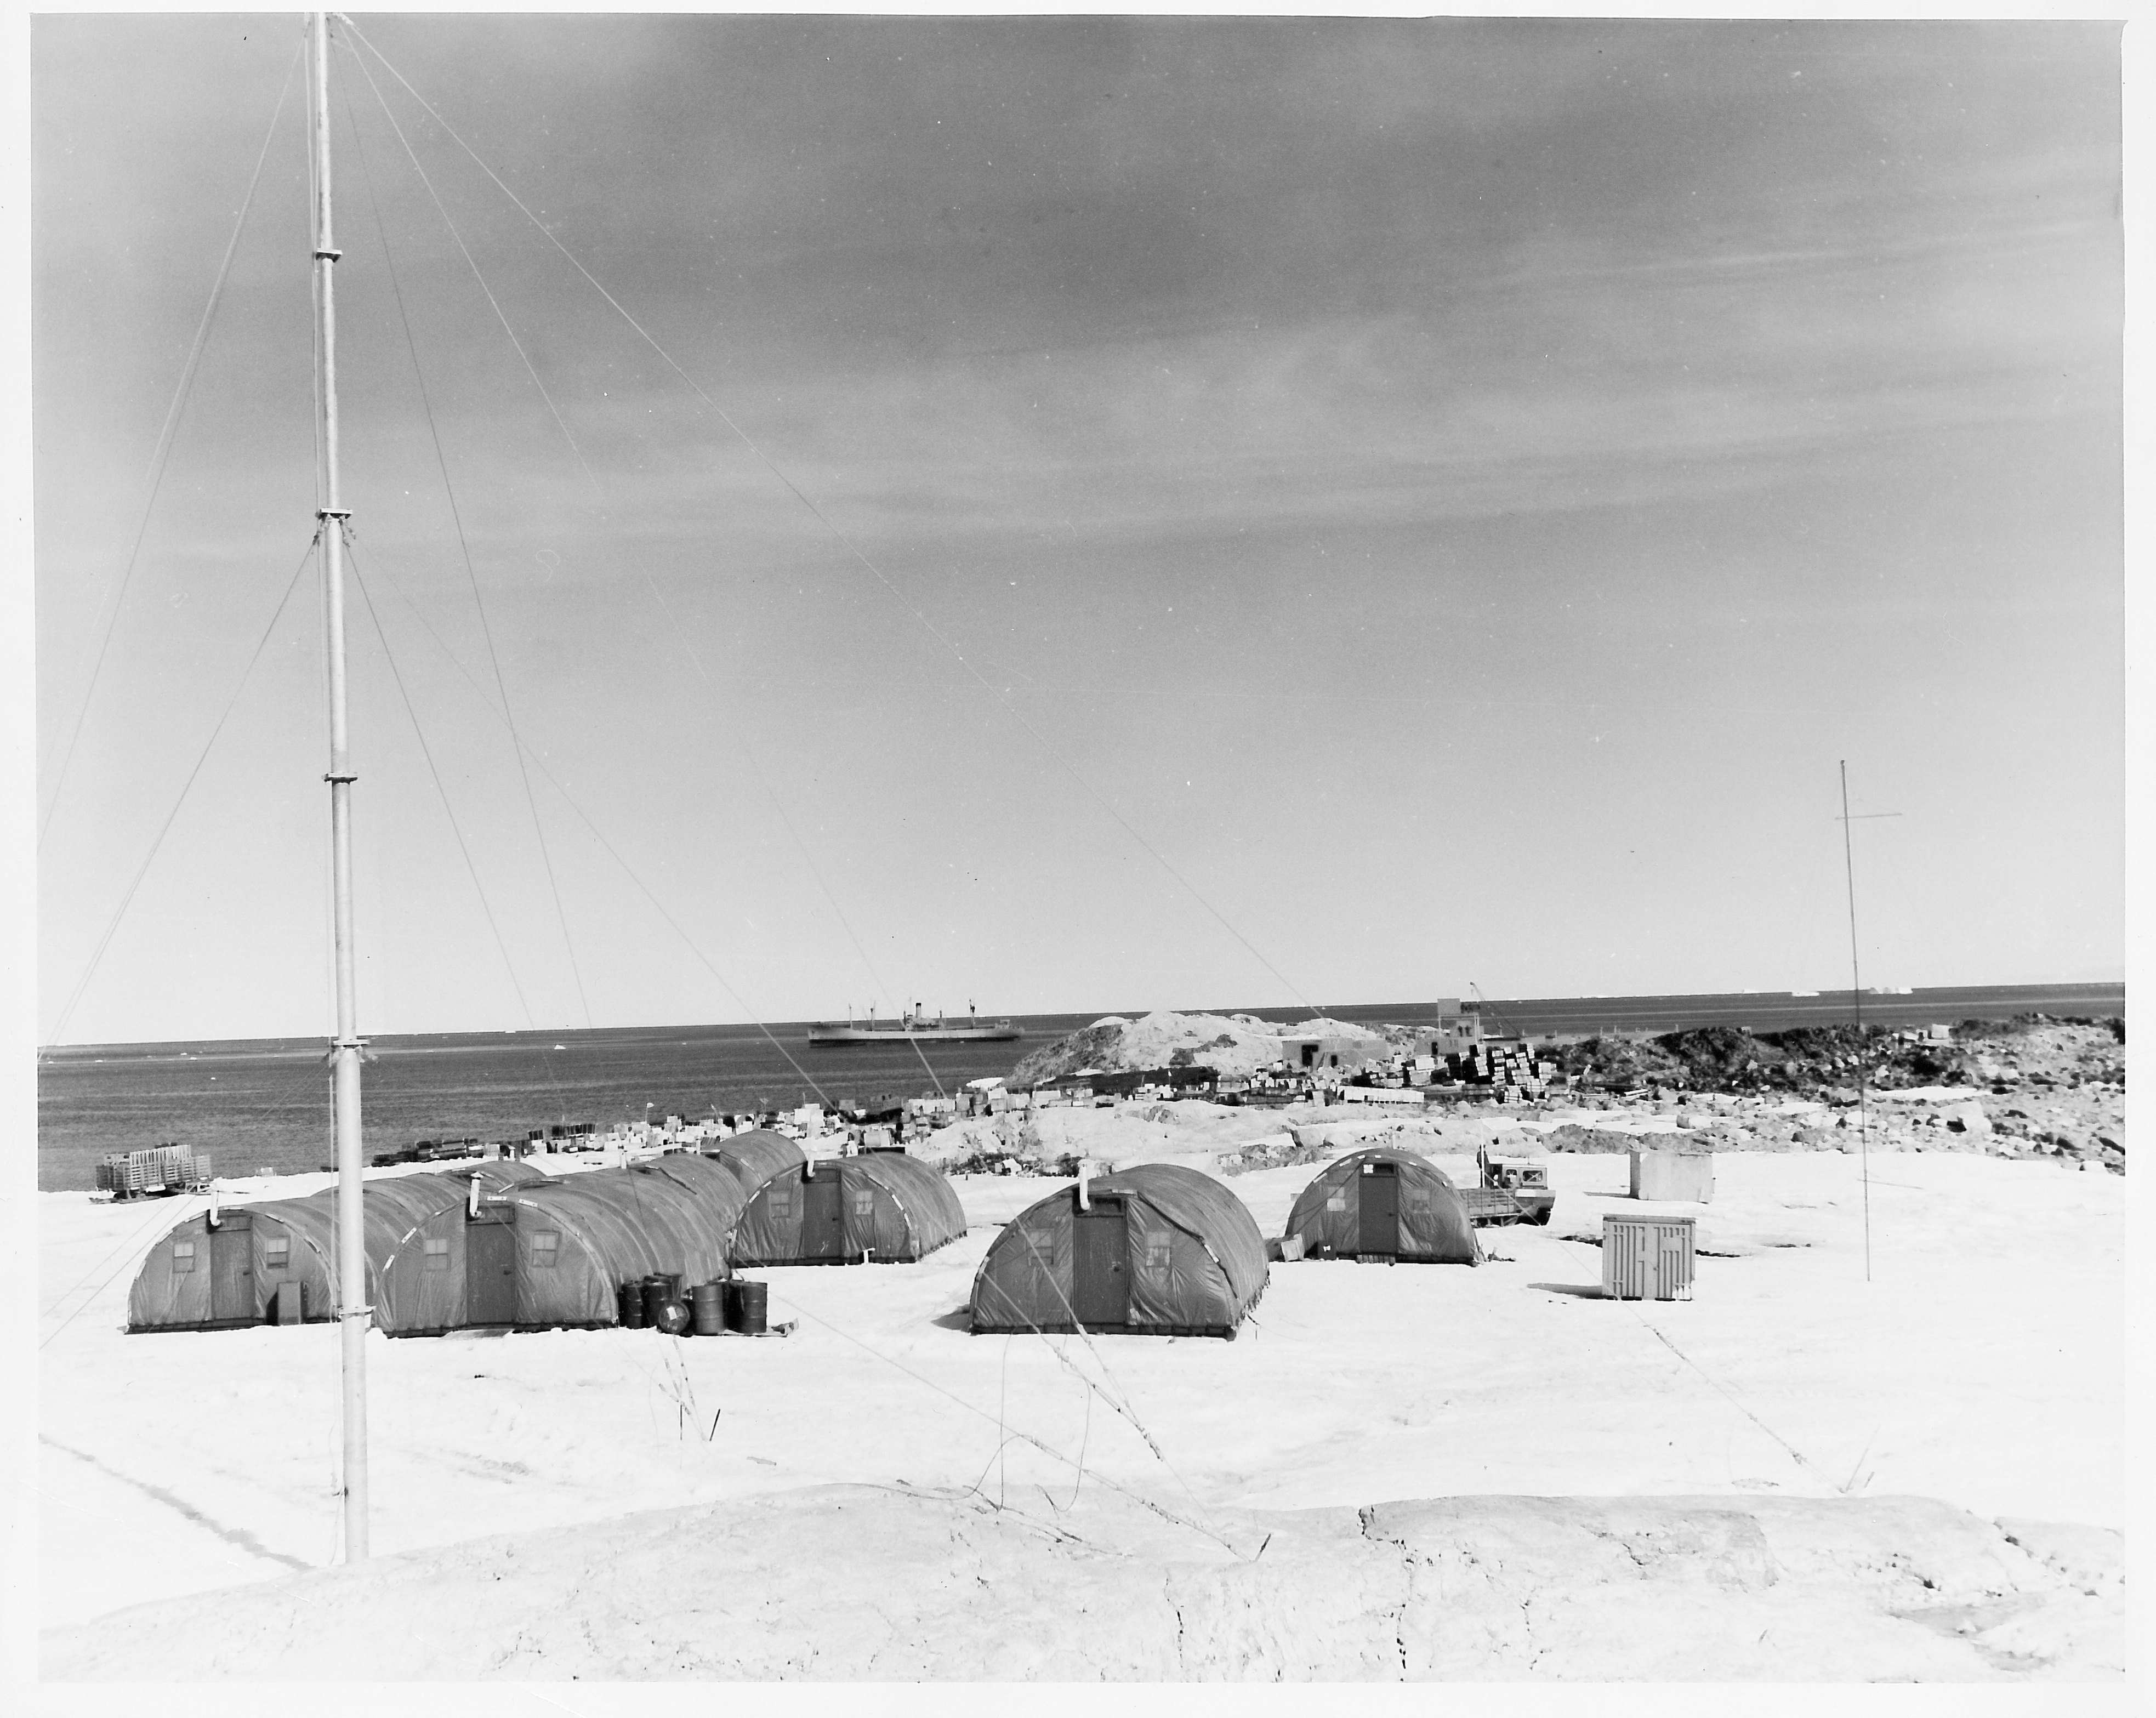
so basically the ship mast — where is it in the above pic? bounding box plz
[311,8,368,1561]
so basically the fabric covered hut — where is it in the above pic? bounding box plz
[128,1171,473,1333]
[127,1145,801,1336]
[467,1157,550,1189]
[367,1160,578,1335]
[971,1163,1267,1339]
[729,1152,967,1266]
[696,1128,806,1193]
[411,1158,747,1332]
[1282,1147,1482,1264]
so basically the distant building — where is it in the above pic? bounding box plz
[1415,998,1522,1060]
[1277,1033,1380,1073]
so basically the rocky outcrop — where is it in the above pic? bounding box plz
[1009,1010,1384,1087]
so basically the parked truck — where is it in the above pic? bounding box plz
[1458,1147,1555,1226]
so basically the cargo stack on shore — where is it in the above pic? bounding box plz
[95,1144,210,1200]
[1443,1043,1557,1100]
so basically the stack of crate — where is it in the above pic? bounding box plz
[95,1144,211,1198]
[1446,1044,1555,1100]
[157,1144,208,1190]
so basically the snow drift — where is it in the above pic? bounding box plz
[41,1483,2122,1681]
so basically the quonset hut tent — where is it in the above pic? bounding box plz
[127,1167,524,1333]
[422,1149,792,1332]
[125,1145,807,1336]
[1282,1147,1482,1264]
[696,1128,806,1192]
[971,1163,1267,1339]
[729,1152,967,1266]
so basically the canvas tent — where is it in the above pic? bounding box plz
[423,1157,755,1331]
[1282,1147,1482,1264]
[697,1128,806,1192]
[127,1151,787,1336]
[128,1170,481,1332]
[369,1145,807,1333]
[971,1163,1267,1339]
[729,1152,967,1266]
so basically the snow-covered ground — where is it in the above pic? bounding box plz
[37,1147,2123,1675]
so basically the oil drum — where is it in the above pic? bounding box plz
[691,1281,724,1336]
[640,1276,671,1329]
[727,1278,768,1336]
[618,1280,646,1329]
[651,1295,692,1337]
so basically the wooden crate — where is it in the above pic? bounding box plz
[1601,1213,1696,1300]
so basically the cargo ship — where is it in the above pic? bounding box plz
[807,1004,1021,1046]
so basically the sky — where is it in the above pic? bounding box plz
[29,12,2126,1044]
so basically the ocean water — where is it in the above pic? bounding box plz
[37,985,2118,1191]
[36,1015,1102,1192]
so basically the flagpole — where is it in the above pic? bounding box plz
[1839,761,1871,1284]
[311,7,368,1560]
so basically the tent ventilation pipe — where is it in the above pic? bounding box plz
[1076,1161,1091,1210]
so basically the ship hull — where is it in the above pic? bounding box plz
[806,1022,1021,1045]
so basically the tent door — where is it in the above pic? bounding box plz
[801,1168,845,1261]
[1358,1163,1400,1258]
[209,1223,255,1323]
[1073,1204,1129,1327]
[465,1221,517,1326]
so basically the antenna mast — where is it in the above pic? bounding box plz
[311,8,368,1560]
[1838,761,1871,1284]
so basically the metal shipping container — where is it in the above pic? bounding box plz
[1601,1213,1696,1301]
[1629,1149,1714,1203]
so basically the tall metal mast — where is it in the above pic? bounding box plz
[310,8,368,1561]
[1839,761,1871,1285]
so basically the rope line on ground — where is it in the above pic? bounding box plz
[1551,1228,1827,1484]
[339,38,595,1031]
[999,1215,1242,1547]
[350,545,837,1108]
[763,1285,1245,1559]
[343,29,925,1062]
[46,536,322,1049]
[39,36,306,852]
[38,1195,210,1332]
[337,16,1320,1019]
[344,549,554,1068]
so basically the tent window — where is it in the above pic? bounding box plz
[852,1191,876,1218]
[767,1190,793,1219]
[264,1237,292,1271]
[1144,1233,1172,1271]
[532,1231,560,1267]
[1326,1193,1348,1213]
[172,1240,196,1273]
[423,1237,450,1271]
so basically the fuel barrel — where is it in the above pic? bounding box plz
[727,1278,768,1336]
[691,1281,725,1336]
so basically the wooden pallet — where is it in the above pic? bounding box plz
[1459,1186,1528,1226]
